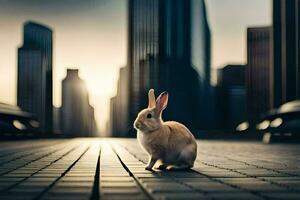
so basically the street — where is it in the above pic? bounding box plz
[0,138,299,199]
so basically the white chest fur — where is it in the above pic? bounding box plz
[137,131,152,155]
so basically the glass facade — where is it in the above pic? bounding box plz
[129,0,160,120]
[247,27,271,123]
[272,0,300,107]
[125,0,212,133]
[17,22,53,134]
[191,0,211,87]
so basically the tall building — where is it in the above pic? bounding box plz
[108,96,117,136]
[87,105,97,136]
[272,0,300,108]
[53,106,61,134]
[119,0,211,136]
[127,0,160,128]
[217,65,246,129]
[191,0,213,128]
[247,27,272,123]
[60,69,96,137]
[110,67,130,136]
[17,21,53,134]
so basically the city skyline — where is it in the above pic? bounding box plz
[0,0,271,134]
[0,2,299,199]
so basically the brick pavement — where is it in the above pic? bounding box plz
[0,138,299,200]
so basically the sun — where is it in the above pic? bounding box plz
[84,74,117,98]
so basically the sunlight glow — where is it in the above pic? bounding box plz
[85,72,117,98]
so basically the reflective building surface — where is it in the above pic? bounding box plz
[111,0,212,136]
[191,0,213,128]
[272,0,300,107]
[17,21,53,134]
[247,27,272,124]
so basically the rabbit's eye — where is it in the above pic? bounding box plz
[147,113,152,119]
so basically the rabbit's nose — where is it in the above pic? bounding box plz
[134,121,141,129]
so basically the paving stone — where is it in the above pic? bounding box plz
[55,181,94,187]
[234,182,287,191]
[0,193,36,200]
[195,170,246,178]
[176,177,215,183]
[236,169,287,177]
[139,178,176,183]
[215,177,259,183]
[153,192,209,200]
[206,192,264,200]
[190,182,239,192]
[42,192,90,200]
[279,169,300,176]
[101,182,137,187]
[145,183,193,193]
[261,192,300,199]
[100,177,135,182]
[21,181,53,186]
[101,187,143,195]
[100,193,149,200]
[10,185,45,193]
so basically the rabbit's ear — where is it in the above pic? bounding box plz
[156,92,168,113]
[148,89,156,108]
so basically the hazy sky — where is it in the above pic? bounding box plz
[0,0,271,134]
[0,0,127,134]
[205,0,271,83]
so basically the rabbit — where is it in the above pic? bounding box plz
[134,89,197,171]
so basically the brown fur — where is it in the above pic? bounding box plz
[134,89,197,170]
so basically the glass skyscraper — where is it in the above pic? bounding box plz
[272,0,300,107]
[17,21,53,134]
[125,0,212,134]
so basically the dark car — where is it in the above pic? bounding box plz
[0,103,40,137]
[256,101,300,143]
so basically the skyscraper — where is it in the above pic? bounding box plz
[108,96,117,136]
[110,67,130,136]
[247,27,272,123]
[272,0,300,107]
[123,0,211,136]
[191,0,213,128]
[127,0,160,127]
[17,21,53,134]
[217,65,247,129]
[60,69,96,136]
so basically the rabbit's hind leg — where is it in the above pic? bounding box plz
[177,144,196,167]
